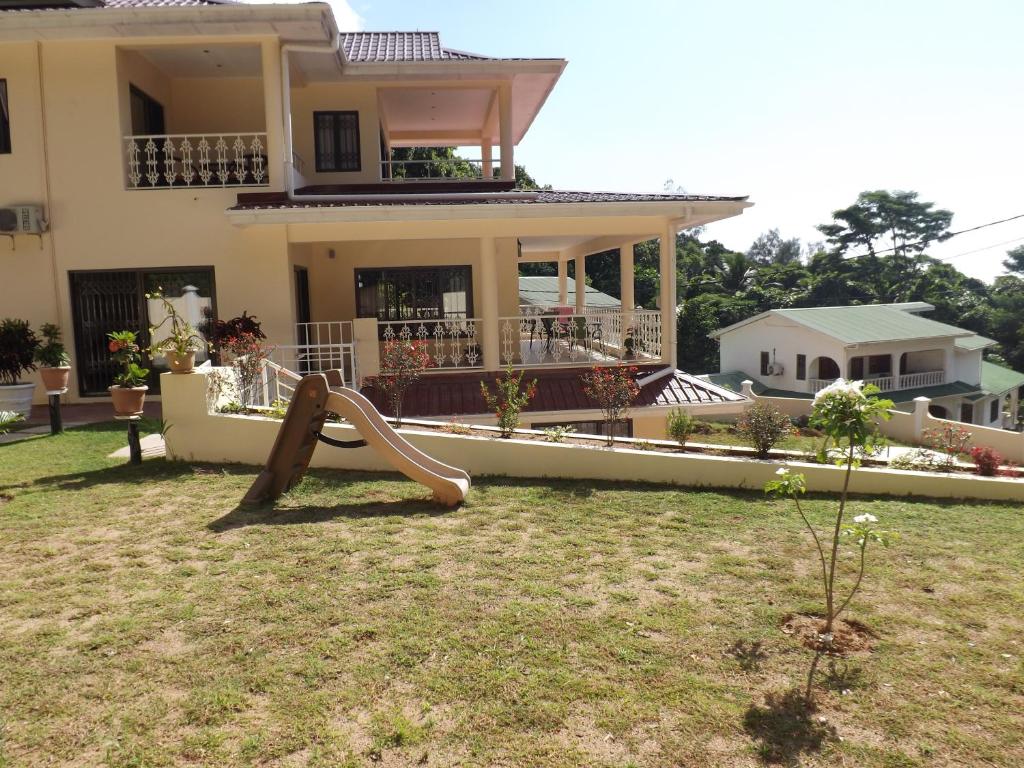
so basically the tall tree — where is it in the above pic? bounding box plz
[817,190,953,257]
[747,229,802,265]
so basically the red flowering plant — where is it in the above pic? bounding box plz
[480,367,537,438]
[374,339,432,426]
[970,445,1003,477]
[581,365,640,447]
[107,330,149,388]
[220,331,273,409]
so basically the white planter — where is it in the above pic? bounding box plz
[0,382,36,419]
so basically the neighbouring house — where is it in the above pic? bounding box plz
[517,276,620,313]
[706,302,1024,429]
[0,0,751,438]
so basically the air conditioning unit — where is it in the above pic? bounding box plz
[768,362,785,376]
[0,205,48,235]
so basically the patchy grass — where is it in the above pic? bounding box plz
[0,421,1022,766]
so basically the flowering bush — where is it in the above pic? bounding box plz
[922,423,971,470]
[480,367,537,438]
[765,379,895,701]
[581,365,640,447]
[220,332,273,409]
[374,340,431,426]
[108,330,149,388]
[970,445,1002,476]
[736,402,792,458]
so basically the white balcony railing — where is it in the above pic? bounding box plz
[810,369,945,394]
[379,318,483,371]
[381,157,500,181]
[125,133,269,189]
[269,321,356,389]
[500,309,661,368]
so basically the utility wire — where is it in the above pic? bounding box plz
[941,235,1024,261]
[842,213,1024,260]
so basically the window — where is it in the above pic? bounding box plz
[959,402,973,424]
[356,266,472,327]
[314,110,361,172]
[796,354,806,381]
[990,398,1000,423]
[760,351,770,376]
[0,80,10,154]
[129,84,165,135]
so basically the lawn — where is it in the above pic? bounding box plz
[1,422,1022,767]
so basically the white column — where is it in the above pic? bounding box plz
[574,254,586,313]
[557,258,568,306]
[659,223,677,366]
[620,242,635,326]
[481,139,493,179]
[498,82,514,182]
[480,237,501,371]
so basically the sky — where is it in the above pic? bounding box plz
[273,0,1023,283]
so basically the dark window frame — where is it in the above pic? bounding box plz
[760,351,770,377]
[990,398,1000,423]
[355,265,474,326]
[0,79,11,154]
[314,110,361,173]
[129,84,165,136]
[796,354,807,381]
[68,266,217,396]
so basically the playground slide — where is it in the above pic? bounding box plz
[324,387,470,506]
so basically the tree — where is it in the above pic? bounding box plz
[747,229,802,265]
[1003,244,1024,275]
[817,190,953,257]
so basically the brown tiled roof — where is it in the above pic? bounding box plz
[341,32,492,62]
[360,366,746,420]
[231,189,748,211]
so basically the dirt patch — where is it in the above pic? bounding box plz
[781,613,876,655]
[0,493,11,504]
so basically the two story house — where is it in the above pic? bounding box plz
[708,302,1024,428]
[0,0,750,437]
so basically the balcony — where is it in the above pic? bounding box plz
[125,133,269,189]
[500,309,662,368]
[380,155,500,182]
[810,369,945,394]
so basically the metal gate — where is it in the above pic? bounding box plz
[70,271,146,397]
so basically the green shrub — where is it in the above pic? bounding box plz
[0,318,40,385]
[666,408,694,447]
[481,367,537,438]
[736,402,793,458]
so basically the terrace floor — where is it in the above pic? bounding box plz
[1,422,1022,766]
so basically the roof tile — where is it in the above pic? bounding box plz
[341,31,491,62]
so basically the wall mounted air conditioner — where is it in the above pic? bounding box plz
[768,362,785,376]
[0,205,48,235]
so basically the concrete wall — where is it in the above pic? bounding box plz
[161,370,1024,503]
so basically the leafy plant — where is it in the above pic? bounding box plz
[107,330,149,388]
[581,365,640,447]
[374,340,431,427]
[441,418,472,435]
[922,423,971,470]
[0,410,24,434]
[542,424,575,443]
[146,291,209,357]
[480,367,537,439]
[666,408,694,448]
[205,311,265,353]
[765,379,895,701]
[635,440,656,451]
[220,332,272,410]
[736,402,792,458]
[0,318,40,386]
[890,447,942,472]
[970,445,1002,476]
[34,323,69,368]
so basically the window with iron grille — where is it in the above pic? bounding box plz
[0,80,11,154]
[356,266,473,327]
[314,111,361,172]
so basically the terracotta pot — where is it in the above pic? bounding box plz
[109,385,148,417]
[0,382,36,420]
[40,366,71,392]
[166,351,196,374]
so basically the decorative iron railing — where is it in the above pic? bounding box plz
[124,133,269,189]
[378,318,483,370]
[499,309,661,368]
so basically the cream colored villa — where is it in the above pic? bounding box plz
[709,302,1024,429]
[0,0,751,437]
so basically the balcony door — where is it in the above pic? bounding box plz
[355,266,473,333]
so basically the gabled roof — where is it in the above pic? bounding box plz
[518,276,620,309]
[710,303,975,345]
[980,360,1024,395]
[341,32,494,63]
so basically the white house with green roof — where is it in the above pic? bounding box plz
[708,302,1024,428]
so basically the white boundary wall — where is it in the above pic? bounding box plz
[160,371,1024,503]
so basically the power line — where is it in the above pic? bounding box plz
[842,212,1024,260]
[942,235,1024,261]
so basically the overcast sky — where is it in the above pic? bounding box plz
[275,0,1023,283]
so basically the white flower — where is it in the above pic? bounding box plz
[813,377,867,404]
[776,467,789,476]
[853,513,878,524]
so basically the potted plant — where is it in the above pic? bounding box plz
[146,291,209,374]
[0,318,40,419]
[108,330,150,416]
[35,322,71,391]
